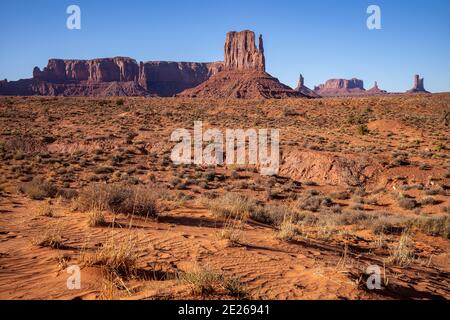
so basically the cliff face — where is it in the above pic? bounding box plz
[315,78,364,91]
[224,30,265,71]
[2,57,223,97]
[33,57,140,83]
[139,61,222,96]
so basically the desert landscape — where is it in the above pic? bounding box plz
[0,92,448,300]
[0,8,449,301]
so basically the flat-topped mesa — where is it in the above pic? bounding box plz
[407,74,430,93]
[313,78,366,97]
[224,30,265,72]
[33,57,140,83]
[315,78,364,91]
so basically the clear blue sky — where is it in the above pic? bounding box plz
[1,0,449,92]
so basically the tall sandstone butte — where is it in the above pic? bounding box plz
[224,31,265,71]
[180,30,309,99]
[407,74,430,94]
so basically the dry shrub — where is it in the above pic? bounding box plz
[207,193,294,226]
[77,183,159,217]
[396,194,418,210]
[250,204,291,226]
[206,193,255,220]
[19,176,58,200]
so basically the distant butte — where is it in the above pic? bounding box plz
[295,74,321,98]
[406,74,430,94]
[179,30,310,99]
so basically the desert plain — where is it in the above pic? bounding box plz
[0,94,448,300]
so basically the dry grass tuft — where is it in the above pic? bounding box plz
[84,237,137,276]
[179,265,248,298]
[87,209,107,227]
[35,201,54,217]
[389,232,415,267]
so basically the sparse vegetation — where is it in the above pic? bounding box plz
[77,183,160,217]
[19,177,58,200]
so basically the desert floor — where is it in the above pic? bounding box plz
[0,94,449,300]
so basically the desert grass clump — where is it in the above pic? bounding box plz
[76,183,159,218]
[35,201,54,217]
[18,176,58,200]
[369,215,408,235]
[87,209,107,227]
[85,238,137,276]
[389,232,415,267]
[206,193,254,220]
[32,229,64,249]
[298,195,323,212]
[276,218,297,242]
[420,196,440,206]
[179,266,248,298]
[217,218,243,244]
[250,204,292,226]
[411,215,450,239]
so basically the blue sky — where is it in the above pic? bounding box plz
[0,0,449,92]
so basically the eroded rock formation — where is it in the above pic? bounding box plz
[407,74,430,93]
[295,74,321,98]
[180,31,307,99]
[1,57,223,97]
[367,81,387,95]
[224,30,265,71]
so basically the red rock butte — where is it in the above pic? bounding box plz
[180,30,308,99]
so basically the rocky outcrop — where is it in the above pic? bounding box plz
[407,74,430,94]
[280,150,381,187]
[1,57,223,97]
[180,31,307,99]
[295,74,321,98]
[179,70,301,99]
[224,31,265,71]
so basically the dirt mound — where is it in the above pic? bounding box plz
[179,70,304,99]
[280,150,381,186]
[367,119,421,136]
